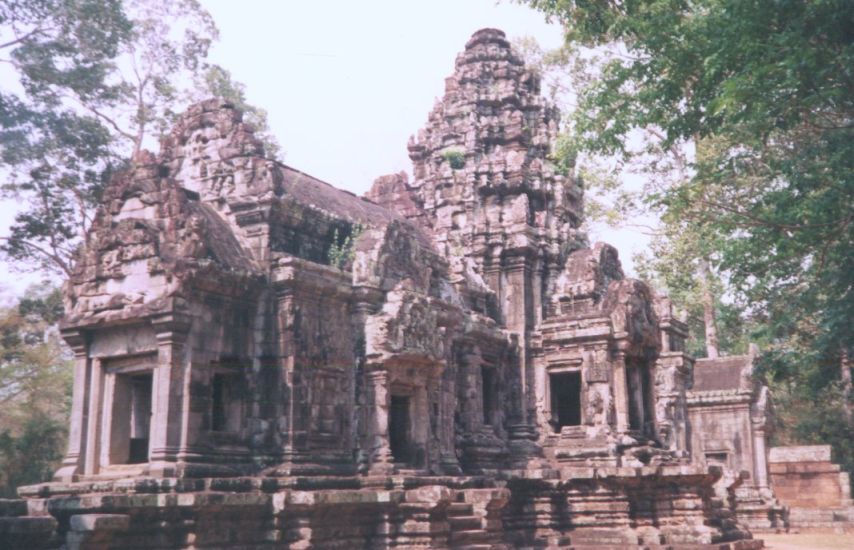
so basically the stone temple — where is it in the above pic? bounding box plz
[8,27,843,549]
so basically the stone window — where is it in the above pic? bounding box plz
[706,452,729,468]
[481,366,497,426]
[211,372,242,433]
[109,372,153,464]
[389,395,412,464]
[549,371,582,430]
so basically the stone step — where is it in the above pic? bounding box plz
[448,514,482,530]
[0,499,27,518]
[450,529,492,545]
[448,502,475,514]
[0,515,58,548]
[567,544,762,550]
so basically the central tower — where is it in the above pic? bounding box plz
[370,29,586,452]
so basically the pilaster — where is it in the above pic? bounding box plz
[613,352,630,434]
[55,330,90,481]
[367,369,394,475]
[146,314,191,477]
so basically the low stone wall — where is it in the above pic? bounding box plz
[769,446,851,509]
[769,445,854,532]
[0,470,766,550]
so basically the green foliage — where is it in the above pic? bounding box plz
[512,35,641,230]
[524,0,854,478]
[634,221,756,358]
[441,149,466,170]
[0,414,66,496]
[1,0,276,277]
[547,134,576,176]
[0,0,132,276]
[327,224,363,270]
[0,284,72,495]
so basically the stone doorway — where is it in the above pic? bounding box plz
[626,362,654,434]
[211,372,242,433]
[550,371,582,430]
[109,372,153,465]
[481,366,497,426]
[389,395,412,464]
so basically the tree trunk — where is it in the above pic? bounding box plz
[699,259,719,359]
[842,348,853,425]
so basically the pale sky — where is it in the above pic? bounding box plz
[0,1,650,298]
[201,0,564,191]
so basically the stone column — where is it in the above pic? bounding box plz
[276,289,298,469]
[350,294,376,473]
[55,330,90,481]
[750,385,772,495]
[83,358,104,476]
[752,424,769,491]
[504,254,536,441]
[613,353,630,434]
[147,315,191,477]
[367,368,394,475]
[438,368,462,474]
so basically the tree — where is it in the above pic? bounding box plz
[634,213,755,359]
[1,0,281,277]
[524,0,854,475]
[0,283,72,496]
[516,36,736,358]
[0,0,132,276]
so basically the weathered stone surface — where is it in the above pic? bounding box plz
[767,445,854,531]
[686,352,785,532]
[0,28,783,549]
[769,445,833,464]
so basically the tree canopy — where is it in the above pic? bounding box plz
[523,0,853,473]
[0,283,71,496]
[0,1,283,490]
[0,0,280,276]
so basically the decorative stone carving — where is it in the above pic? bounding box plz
[365,284,446,366]
[1,28,774,550]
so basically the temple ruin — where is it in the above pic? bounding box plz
[3,27,833,549]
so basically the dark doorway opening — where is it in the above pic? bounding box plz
[481,366,496,426]
[626,362,654,434]
[706,452,729,468]
[550,371,582,431]
[212,373,227,431]
[127,373,153,464]
[389,395,411,463]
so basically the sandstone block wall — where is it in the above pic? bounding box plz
[769,445,852,509]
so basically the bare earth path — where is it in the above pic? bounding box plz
[760,533,853,549]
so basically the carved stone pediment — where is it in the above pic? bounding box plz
[603,279,661,353]
[550,242,625,315]
[365,285,446,366]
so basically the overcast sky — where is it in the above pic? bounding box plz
[1,1,651,299]
[201,0,564,191]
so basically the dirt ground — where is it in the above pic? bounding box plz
[759,532,853,549]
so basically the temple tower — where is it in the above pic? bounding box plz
[376,28,586,451]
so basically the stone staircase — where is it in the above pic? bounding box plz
[447,490,508,550]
